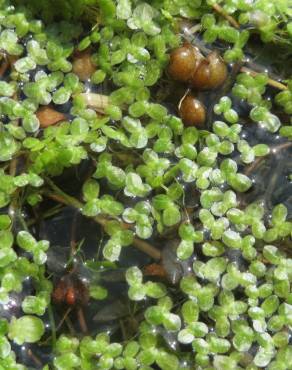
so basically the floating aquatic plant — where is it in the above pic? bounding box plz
[0,0,291,369]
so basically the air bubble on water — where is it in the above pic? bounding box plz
[81,276,89,284]
[8,209,15,217]
[259,123,266,130]
[84,81,92,93]
[170,341,176,349]
[3,297,18,312]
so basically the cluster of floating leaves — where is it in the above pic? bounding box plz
[0,0,291,369]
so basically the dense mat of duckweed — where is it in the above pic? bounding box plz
[0,0,292,369]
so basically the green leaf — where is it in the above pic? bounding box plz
[272,204,288,224]
[0,81,15,97]
[82,180,100,201]
[128,284,146,301]
[70,117,89,137]
[152,194,172,210]
[254,346,275,368]
[117,0,132,19]
[263,245,282,265]
[125,173,150,197]
[167,183,183,201]
[162,205,181,227]
[16,231,36,252]
[52,87,71,105]
[203,257,227,282]
[182,300,199,323]
[177,240,193,260]
[156,351,179,370]
[228,172,252,192]
[0,215,11,230]
[0,132,18,161]
[8,316,45,345]
[14,56,36,73]
[261,295,279,317]
[145,306,164,325]
[89,285,108,300]
[222,229,242,249]
[0,230,14,249]
[21,296,47,316]
[126,266,143,286]
[23,114,40,133]
[145,281,167,298]
[162,312,181,331]
[103,240,121,262]
[54,353,81,370]
[253,144,270,156]
[82,199,100,217]
[118,230,134,246]
[0,247,17,267]
[0,336,11,359]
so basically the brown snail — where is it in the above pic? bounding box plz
[190,51,228,90]
[179,94,206,127]
[168,44,228,91]
[168,43,204,83]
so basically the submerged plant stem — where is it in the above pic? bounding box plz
[244,142,292,176]
[240,66,288,91]
[212,3,240,29]
[77,308,88,334]
[27,204,64,227]
[56,307,72,332]
[44,179,161,260]
[65,316,75,335]
[48,304,57,349]
[27,349,42,368]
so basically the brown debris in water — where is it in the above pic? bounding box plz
[37,106,66,128]
[72,50,96,81]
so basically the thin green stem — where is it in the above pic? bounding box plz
[212,3,240,29]
[48,304,57,349]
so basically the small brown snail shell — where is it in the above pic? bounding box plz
[190,51,228,90]
[168,43,203,83]
[179,94,206,127]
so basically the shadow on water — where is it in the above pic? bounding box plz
[238,125,292,218]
